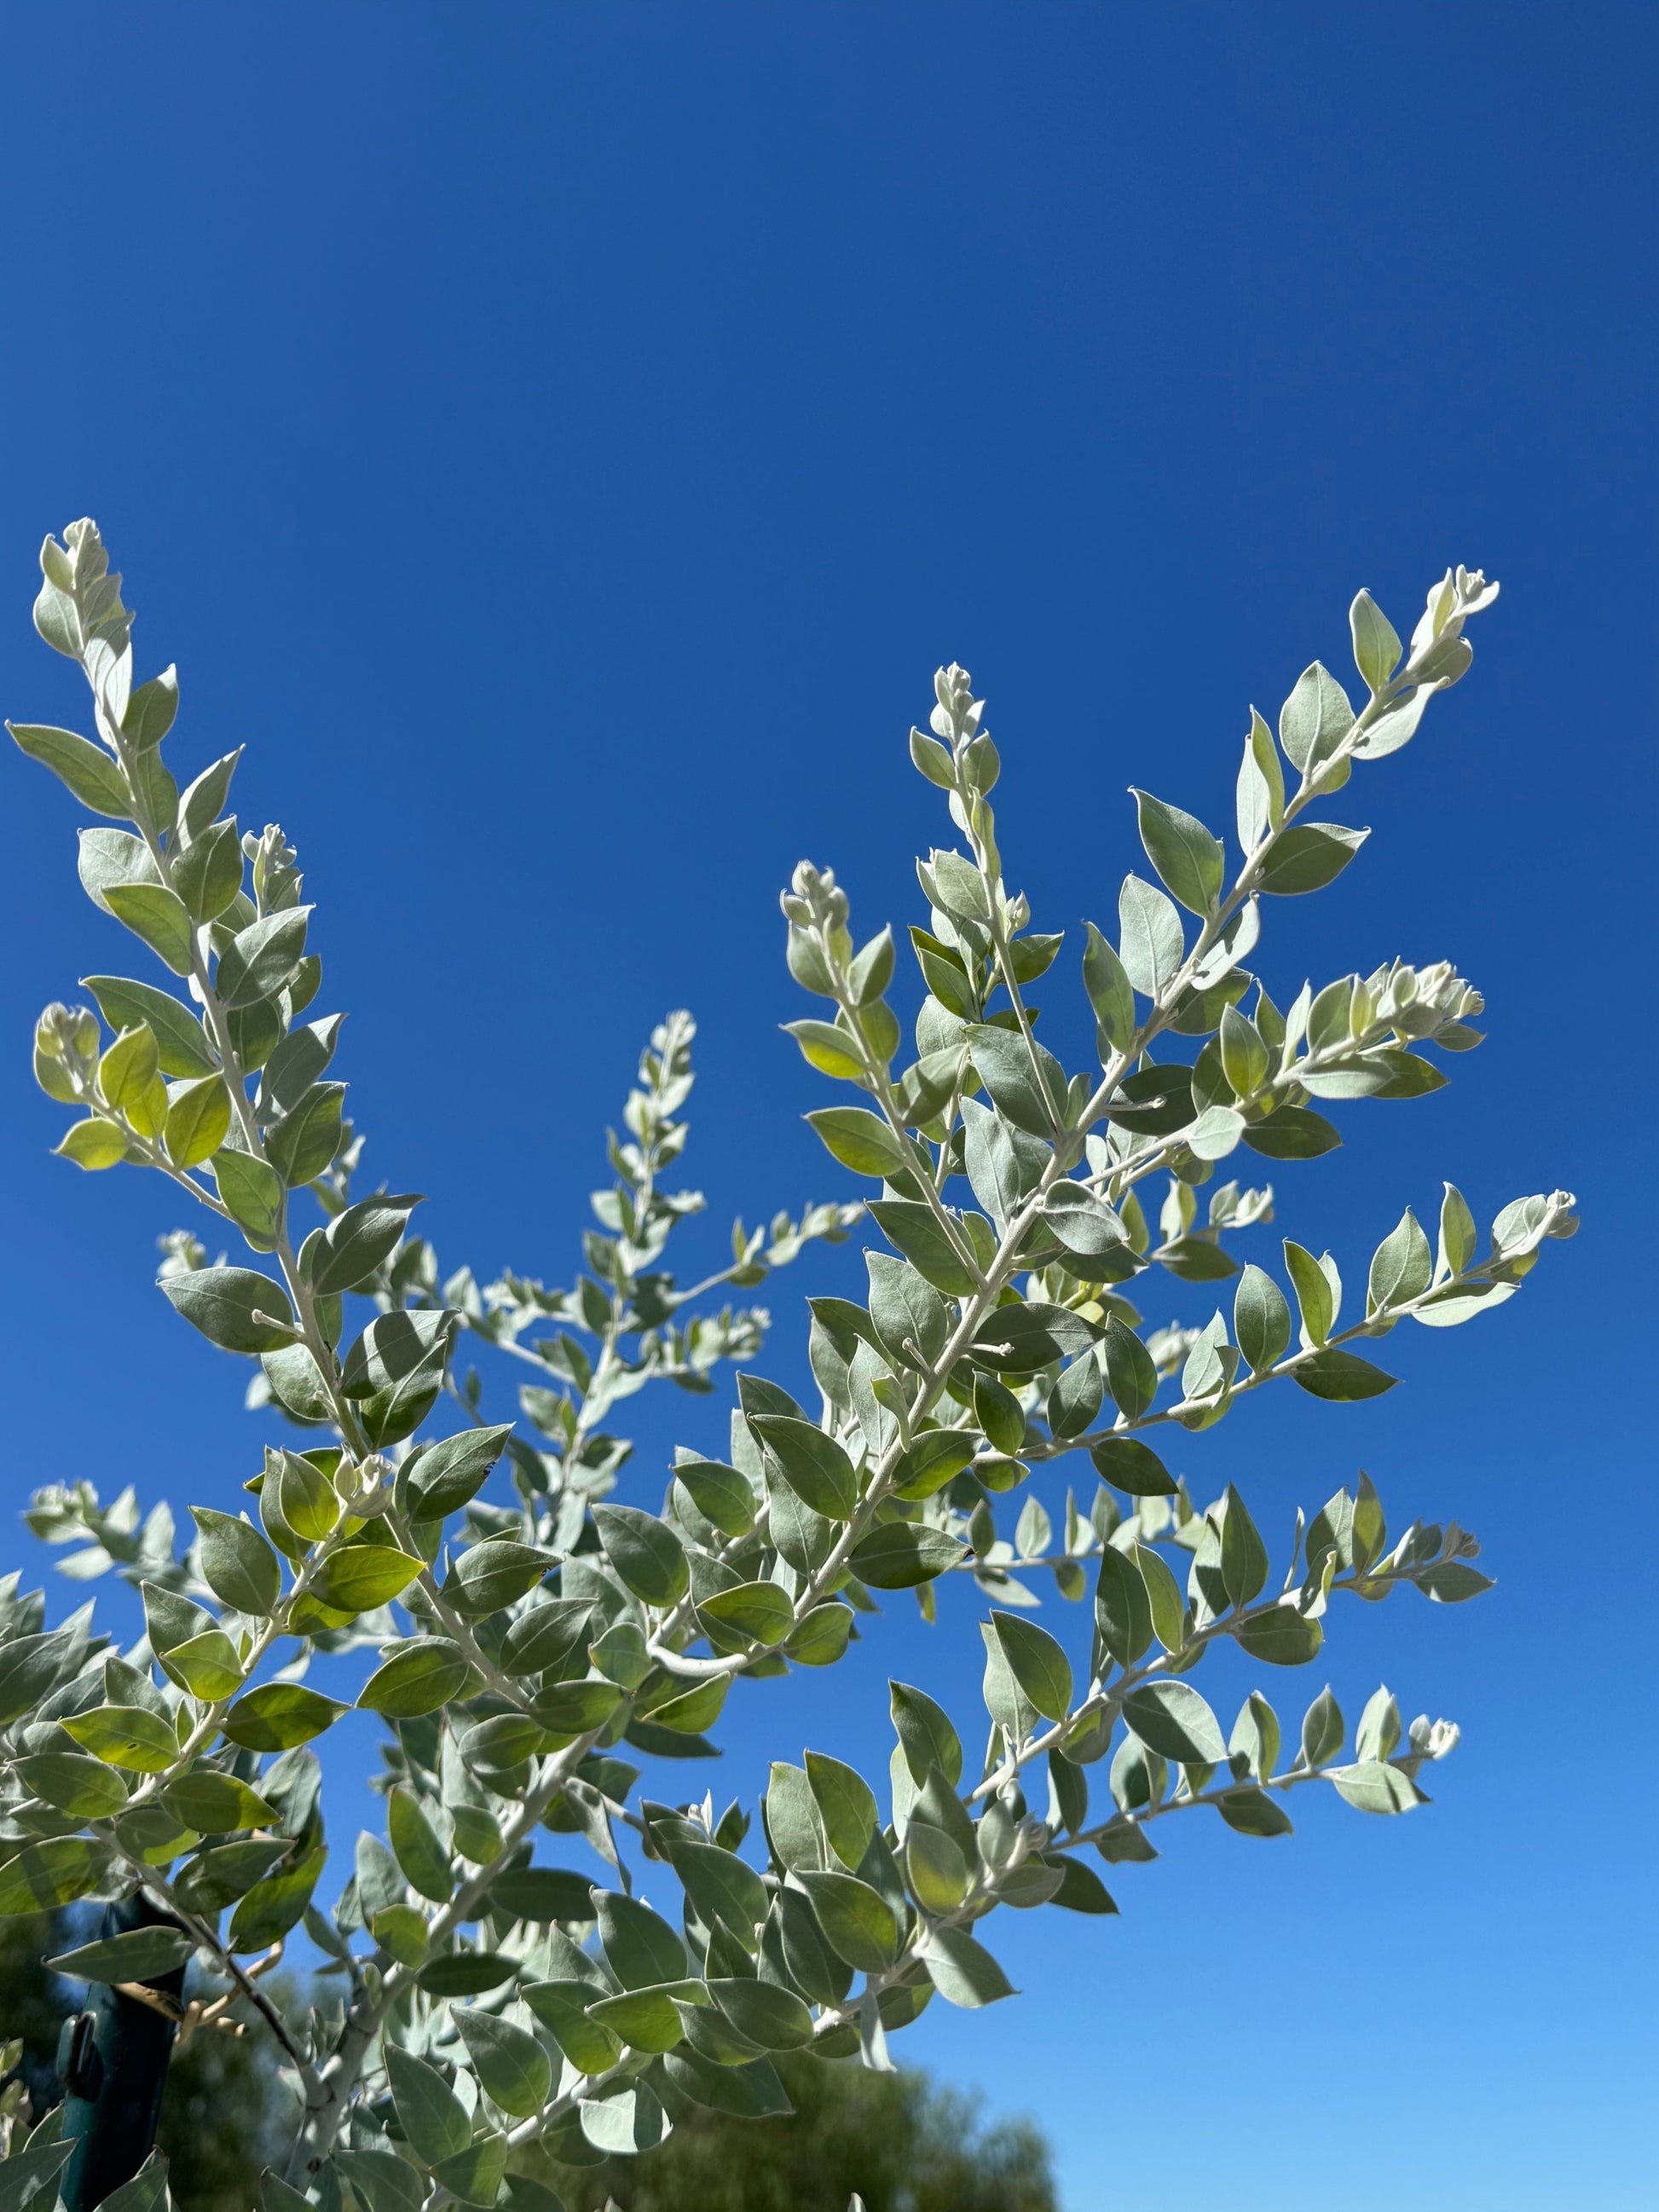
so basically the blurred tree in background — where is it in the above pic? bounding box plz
[0,1913,292,2212]
[543,2050,1056,2211]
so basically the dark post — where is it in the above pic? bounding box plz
[55,1894,185,2212]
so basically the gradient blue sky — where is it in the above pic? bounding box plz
[1,9,1653,2209]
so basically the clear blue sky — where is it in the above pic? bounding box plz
[1,8,1653,2208]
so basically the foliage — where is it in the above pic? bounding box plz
[0,1909,293,2211]
[0,522,1575,2208]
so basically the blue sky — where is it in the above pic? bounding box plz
[1,7,1654,2207]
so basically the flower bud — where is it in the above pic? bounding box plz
[342,1452,396,1515]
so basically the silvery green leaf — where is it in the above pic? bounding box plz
[1234,1264,1292,1374]
[1349,590,1402,695]
[1131,789,1224,916]
[1117,874,1184,998]
[1235,707,1283,853]
[1081,921,1135,1054]
[967,1023,1063,1136]
[1300,1686,1344,1767]
[1278,661,1355,774]
[1327,1760,1425,1814]
[1256,822,1369,896]
[9,722,130,815]
[1351,682,1431,759]
[922,1921,1015,2007]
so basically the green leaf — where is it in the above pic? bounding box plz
[596,1889,687,1990]
[192,1507,280,1614]
[159,1770,276,1833]
[1094,1544,1153,1668]
[1081,921,1136,1054]
[1278,661,1355,775]
[673,1458,756,1538]
[848,1522,966,1589]
[173,816,245,922]
[402,1424,510,1522]
[989,1611,1072,1721]
[796,1870,900,1972]
[1328,1760,1425,1814]
[1235,707,1284,854]
[1419,1562,1496,1603]
[1136,1526,1192,1658]
[46,1921,195,1984]
[888,1681,962,1788]
[529,1680,626,1736]
[708,1977,815,2051]
[966,1023,1065,1137]
[163,1266,294,1354]
[1349,590,1402,695]
[1117,874,1185,999]
[922,1921,1015,2008]
[903,1820,970,1911]
[453,2007,552,2118]
[0,1837,109,1913]
[222,1843,324,1952]
[1241,1106,1341,1160]
[266,1081,344,1186]
[84,975,215,1077]
[488,1866,595,1921]
[215,908,310,1009]
[784,1018,867,1081]
[333,2155,424,2212]
[416,1951,518,1995]
[1131,789,1224,916]
[1217,1786,1295,1838]
[386,2046,471,2167]
[9,722,130,814]
[1090,1436,1176,1497]
[310,1192,422,1296]
[213,1146,286,1250]
[1121,1681,1226,1765]
[968,1301,1099,1377]
[1255,823,1368,896]
[222,1683,346,1752]
[14,1751,130,1819]
[103,882,194,975]
[64,1705,181,1774]
[784,1601,855,1666]
[432,2138,509,2209]
[1367,1208,1434,1313]
[1293,1348,1397,1401]
[698,1580,795,1647]
[670,1838,768,1941]
[443,1538,556,1615]
[867,1252,951,1372]
[166,1631,246,1698]
[805,1106,909,1179]
[592,1503,688,1606]
[1043,1182,1130,1265]
[55,1118,129,1170]
[309,1545,424,1614]
[805,1751,878,1870]
[1101,1316,1158,1418]
[1234,1264,1292,1373]
[1282,1240,1334,1347]
[578,2079,669,2157]
[165,1075,232,1168]
[890,1428,978,1501]
[749,1414,858,1521]
[1234,1603,1323,1666]
[868,1200,980,1297]
[1218,1486,1269,1608]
